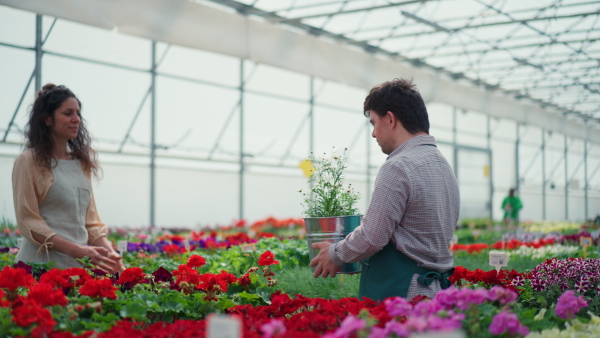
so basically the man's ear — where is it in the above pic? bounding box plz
[386,111,396,126]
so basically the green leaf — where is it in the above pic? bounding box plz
[119,302,148,321]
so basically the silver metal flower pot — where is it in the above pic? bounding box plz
[303,215,362,274]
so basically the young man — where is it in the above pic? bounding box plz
[310,78,460,301]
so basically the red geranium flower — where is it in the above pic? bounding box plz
[118,267,146,286]
[258,250,279,266]
[0,266,35,290]
[79,278,118,300]
[0,289,9,307]
[27,282,69,307]
[63,268,92,287]
[173,264,200,286]
[11,298,57,332]
[39,269,71,289]
[186,255,207,268]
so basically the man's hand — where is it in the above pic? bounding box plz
[309,242,340,278]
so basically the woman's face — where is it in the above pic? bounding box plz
[45,97,80,143]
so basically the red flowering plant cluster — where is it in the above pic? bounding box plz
[491,238,555,250]
[449,266,524,291]
[0,266,68,336]
[450,243,490,253]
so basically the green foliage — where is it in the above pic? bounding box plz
[300,149,361,217]
[277,266,360,299]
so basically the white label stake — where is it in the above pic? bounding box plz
[489,251,508,273]
[117,241,128,254]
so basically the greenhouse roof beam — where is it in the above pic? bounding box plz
[2,0,599,143]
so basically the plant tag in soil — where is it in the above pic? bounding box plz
[183,240,190,251]
[241,243,256,253]
[117,241,128,253]
[489,251,508,272]
[591,231,600,240]
[580,237,592,247]
[207,314,241,338]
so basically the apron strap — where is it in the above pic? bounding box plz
[415,267,455,289]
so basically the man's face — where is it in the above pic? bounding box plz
[369,110,393,155]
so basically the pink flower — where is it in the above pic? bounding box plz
[488,286,518,305]
[555,290,588,319]
[323,315,366,338]
[371,321,410,338]
[412,299,442,316]
[384,297,413,317]
[426,314,464,331]
[489,310,529,336]
[260,318,286,338]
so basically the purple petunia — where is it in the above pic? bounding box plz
[489,310,529,336]
[555,290,588,319]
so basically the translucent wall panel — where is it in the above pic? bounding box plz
[243,92,310,164]
[456,109,487,147]
[0,7,35,46]
[245,63,309,101]
[43,19,150,69]
[154,164,239,227]
[246,173,307,222]
[92,159,150,227]
[154,76,240,160]
[42,54,151,152]
[428,102,454,143]
[157,45,239,88]
[315,79,365,112]
[313,106,367,168]
[0,46,34,143]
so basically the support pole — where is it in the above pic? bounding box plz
[542,130,546,220]
[515,124,521,193]
[584,141,588,220]
[487,116,493,219]
[239,59,245,221]
[452,107,458,178]
[366,118,371,205]
[35,15,43,92]
[564,135,568,220]
[150,41,157,228]
[309,77,315,193]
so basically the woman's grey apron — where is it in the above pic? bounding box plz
[358,242,454,302]
[16,159,91,269]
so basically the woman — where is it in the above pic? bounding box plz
[12,84,123,273]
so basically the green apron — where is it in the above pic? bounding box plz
[358,242,454,301]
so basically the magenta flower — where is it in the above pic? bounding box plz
[511,275,525,287]
[323,315,365,338]
[260,318,286,338]
[574,278,590,293]
[385,297,413,317]
[426,315,464,331]
[555,290,588,319]
[489,310,529,336]
[412,299,442,316]
[488,286,518,305]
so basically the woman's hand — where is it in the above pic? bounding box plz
[83,246,123,274]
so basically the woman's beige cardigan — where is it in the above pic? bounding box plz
[12,150,108,251]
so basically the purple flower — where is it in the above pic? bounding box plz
[488,286,518,305]
[511,276,525,287]
[323,315,365,338]
[370,321,410,338]
[152,267,173,283]
[555,290,588,319]
[489,310,529,336]
[385,297,413,317]
[575,279,590,293]
[260,318,286,338]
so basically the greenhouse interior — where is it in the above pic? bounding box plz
[1,0,600,337]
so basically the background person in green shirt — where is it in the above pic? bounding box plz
[502,188,523,225]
